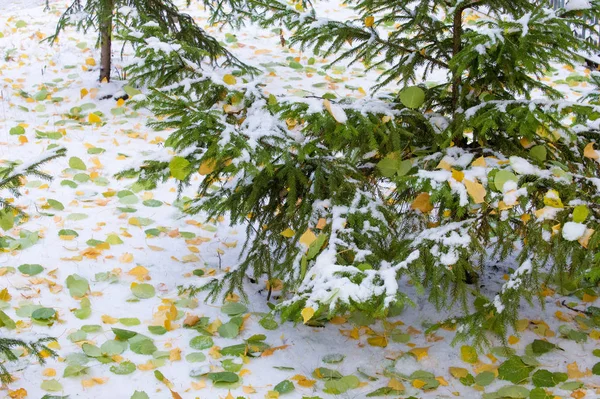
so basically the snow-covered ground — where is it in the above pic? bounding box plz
[0,1,600,399]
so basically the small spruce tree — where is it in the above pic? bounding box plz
[47,0,248,82]
[122,0,600,344]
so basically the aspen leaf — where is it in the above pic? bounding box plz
[584,142,599,159]
[323,99,348,123]
[299,229,317,247]
[472,156,486,167]
[451,169,464,182]
[223,74,237,85]
[411,192,433,213]
[198,160,216,175]
[280,228,295,238]
[85,58,96,66]
[88,113,102,124]
[464,179,486,204]
[301,307,315,323]
[364,16,375,27]
[409,347,429,360]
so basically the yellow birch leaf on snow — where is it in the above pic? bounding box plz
[281,228,295,238]
[449,367,469,379]
[471,156,486,167]
[409,347,429,360]
[451,169,464,182]
[88,113,101,124]
[388,378,405,391]
[299,229,317,247]
[364,16,375,27]
[85,58,96,66]
[223,74,237,85]
[460,345,478,363]
[301,307,315,323]
[584,142,599,159]
[411,192,434,213]
[463,179,486,204]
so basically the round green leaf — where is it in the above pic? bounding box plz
[494,170,519,192]
[69,156,87,170]
[169,156,191,180]
[18,263,44,276]
[131,283,155,299]
[110,361,136,375]
[189,335,214,350]
[31,307,55,321]
[399,86,425,109]
[186,352,206,362]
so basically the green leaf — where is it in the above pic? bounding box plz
[189,335,214,350]
[496,385,529,398]
[274,380,295,394]
[69,156,87,170]
[494,170,519,191]
[218,321,240,338]
[531,339,560,355]
[532,369,567,387]
[63,364,88,377]
[130,391,149,399]
[313,368,343,380]
[322,353,345,364]
[101,340,127,355]
[207,371,239,383]
[573,205,590,223]
[529,145,547,162]
[592,361,600,375]
[377,158,398,178]
[307,234,327,260]
[129,335,157,355]
[560,381,584,390]
[131,283,155,299]
[324,375,359,394]
[259,317,278,330]
[47,199,64,210]
[82,343,103,357]
[10,126,25,135]
[474,371,495,386]
[123,86,142,97]
[66,274,89,298]
[110,361,136,375]
[40,379,63,392]
[169,156,191,180]
[498,356,534,384]
[186,352,206,362]
[112,328,137,340]
[366,387,404,397]
[31,307,55,321]
[18,263,44,276]
[530,387,553,399]
[143,199,162,207]
[120,318,141,326]
[221,302,247,316]
[148,325,168,335]
[399,86,425,109]
[0,311,16,329]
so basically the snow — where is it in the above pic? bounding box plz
[565,0,592,11]
[562,221,587,241]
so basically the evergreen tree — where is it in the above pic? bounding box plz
[0,337,57,384]
[122,0,600,344]
[47,0,249,82]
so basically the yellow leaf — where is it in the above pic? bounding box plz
[451,169,464,182]
[80,88,89,99]
[42,368,56,377]
[85,58,96,66]
[388,378,405,391]
[88,113,102,124]
[364,16,375,27]
[169,348,182,361]
[223,74,237,85]
[316,218,327,229]
[412,379,427,389]
[567,362,590,379]
[199,159,216,175]
[411,192,434,213]
[117,98,125,107]
[301,307,315,323]
[119,253,134,263]
[464,179,486,204]
[409,347,429,361]
[543,190,563,208]
[584,142,599,159]
[471,156,486,167]
[578,228,594,249]
[449,367,469,379]
[224,392,235,399]
[101,315,119,324]
[0,288,11,301]
[265,391,280,399]
[367,336,388,347]
[281,228,295,238]
[128,266,149,280]
[8,388,28,399]
[460,345,478,364]
[508,335,520,345]
[436,376,449,386]
[299,229,317,247]
[323,99,347,124]
[19,135,28,144]
[437,159,452,170]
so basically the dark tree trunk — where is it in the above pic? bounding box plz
[99,0,114,82]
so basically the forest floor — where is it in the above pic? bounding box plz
[1,1,600,399]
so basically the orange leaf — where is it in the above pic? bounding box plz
[411,192,433,213]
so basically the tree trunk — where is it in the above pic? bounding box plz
[99,0,114,82]
[451,7,462,113]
